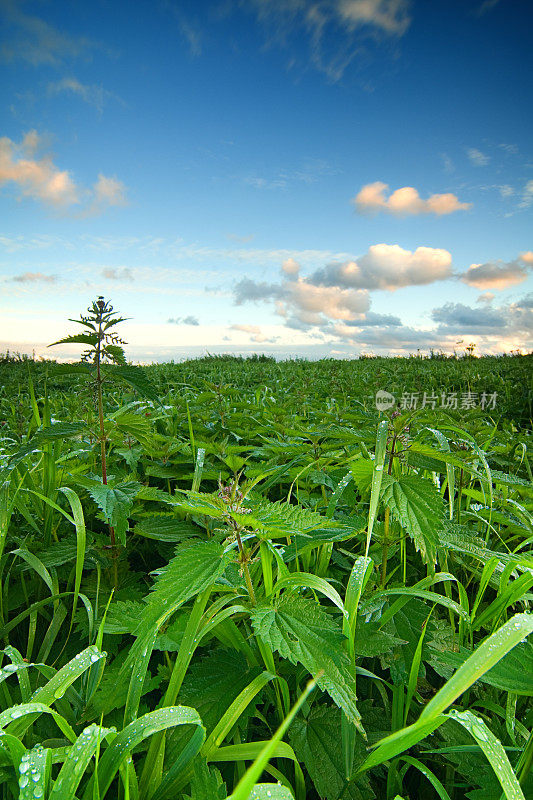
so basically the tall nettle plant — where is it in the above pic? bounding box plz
[49,297,157,586]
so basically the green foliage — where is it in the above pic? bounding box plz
[380,474,444,565]
[0,344,531,800]
[251,595,360,724]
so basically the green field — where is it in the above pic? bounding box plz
[0,337,532,799]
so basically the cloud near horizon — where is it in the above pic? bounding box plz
[0,131,127,214]
[353,181,471,215]
[234,243,452,328]
[230,323,278,343]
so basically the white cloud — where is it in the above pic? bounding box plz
[477,292,495,304]
[47,77,117,112]
[102,267,134,281]
[461,254,532,290]
[467,148,490,166]
[234,243,451,328]
[1,1,95,66]
[518,180,533,209]
[230,323,277,343]
[10,271,57,284]
[242,0,411,80]
[353,181,471,215]
[0,131,127,215]
[89,174,127,214]
[337,0,411,35]
[0,131,79,207]
[282,257,300,275]
[310,244,453,290]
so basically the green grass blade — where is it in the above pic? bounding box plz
[83,706,202,800]
[447,709,525,800]
[273,573,347,615]
[1,702,76,741]
[18,745,52,800]
[49,724,115,800]
[420,614,533,721]
[58,486,87,629]
[202,671,278,758]
[227,676,317,800]
[397,755,452,800]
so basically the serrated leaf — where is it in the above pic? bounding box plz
[134,516,201,542]
[49,333,99,347]
[102,343,126,364]
[381,475,443,565]
[250,595,360,724]
[350,459,374,496]
[122,540,231,689]
[75,476,140,545]
[180,650,261,734]
[353,620,406,658]
[190,757,226,800]
[48,363,93,377]
[289,705,374,800]
[104,364,159,402]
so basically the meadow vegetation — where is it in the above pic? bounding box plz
[0,301,531,799]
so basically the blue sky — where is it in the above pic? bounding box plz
[1,0,532,360]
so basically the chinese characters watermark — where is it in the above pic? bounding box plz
[375,389,498,411]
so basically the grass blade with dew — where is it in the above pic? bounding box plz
[447,709,525,800]
[82,706,203,800]
[226,675,318,800]
[18,744,52,800]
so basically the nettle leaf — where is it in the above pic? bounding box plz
[104,601,145,635]
[130,540,230,654]
[439,523,523,571]
[134,516,202,542]
[109,410,152,447]
[380,475,443,565]
[290,705,374,800]
[190,757,226,800]
[38,421,89,440]
[174,490,227,518]
[242,498,357,541]
[102,343,126,364]
[353,621,406,658]
[49,333,99,347]
[48,363,93,378]
[104,364,159,403]
[75,476,141,545]
[350,459,374,496]
[180,649,262,735]
[250,595,359,724]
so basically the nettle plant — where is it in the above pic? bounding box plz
[49,297,158,584]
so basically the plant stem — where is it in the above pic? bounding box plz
[381,433,396,587]
[96,309,118,590]
[235,527,256,605]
